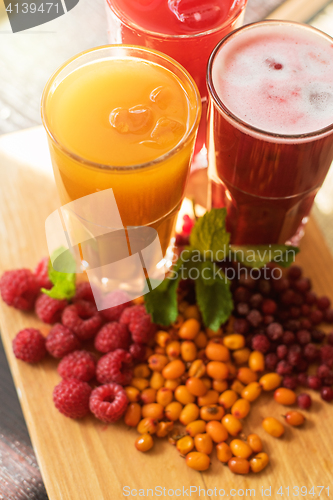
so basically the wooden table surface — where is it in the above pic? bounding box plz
[0,0,331,498]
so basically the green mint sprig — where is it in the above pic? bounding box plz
[41,246,76,300]
[145,208,299,331]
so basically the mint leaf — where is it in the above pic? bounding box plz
[230,244,299,268]
[195,261,233,331]
[190,208,230,261]
[42,247,76,300]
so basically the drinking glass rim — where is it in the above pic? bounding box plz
[207,20,333,142]
[41,44,201,172]
[106,0,247,40]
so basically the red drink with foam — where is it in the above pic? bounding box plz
[106,0,247,166]
[207,21,333,244]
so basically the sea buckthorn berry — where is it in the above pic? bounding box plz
[248,351,265,372]
[222,414,243,436]
[166,341,181,360]
[156,387,173,407]
[241,382,262,402]
[141,387,157,404]
[226,361,237,378]
[154,346,166,355]
[150,372,165,390]
[188,359,206,378]
[201,378,212,390]
[219,390,238,409]
[162,360,186,380]
[206,341,230,362]
[175,385,195,405]
[213,379,228,392]
[206,421,228,443]
[156,421,174,438]
[194,332,208,349]
[194,433,213,455]
[206,327,223,339]
[135,433,154,452]
[216,442,232,463]
[250,452,269,473]
[124,386,141,403]
[228,457,250,474]
[262,417,285,438]
[237,367,258,385]
[172,314,184,329]
[148,354,168,372]
[181,341,197,362]
[186,420,207,437]
[124,403,141,427]
[200,404,225,421]
[165,401,183,421]
[223,334,245,350]
[285,411,305,427]
[137,417,158,435]
[176,435,195,456]
[133,363,151,379]
[142,403,164,420]
[179,403,200,426]
[178,319,201,340]
[206,361,229,380]
[274,387,297,406]
[259,373,282,391]
[230,439,253,459]
[247,434,263,453]
[231,398,251,419]
[155,331,171,348]
[164,379,180,391]
[231,380,245,395]
[131,377,149,391]
[233,348,251,365]
[184,305,201,321]
[168,427,187,445]
[197,390,219,407]
[186,377,208,397]
[186,452,210,471]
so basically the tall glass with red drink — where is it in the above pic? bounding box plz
[207,21,333,245]
[106,0,248,169]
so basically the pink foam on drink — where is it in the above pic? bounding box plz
[212,23,333,135]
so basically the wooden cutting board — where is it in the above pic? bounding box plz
[0,128,332,500]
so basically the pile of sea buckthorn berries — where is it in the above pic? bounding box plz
[1,256,333,474]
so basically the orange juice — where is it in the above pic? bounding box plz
[42,46,201,254]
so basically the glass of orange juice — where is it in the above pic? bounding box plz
[41,45,201,303]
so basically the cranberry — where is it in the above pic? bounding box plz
[287,266,302,280]
[320,386,333,402]
[263,315,274,325]
[233,318,249,335]
[272,277,289,293]
[327,332,333,346]
[287,344,302,366]
[300,304,310,316]
[282,331,296,345]
[247,309,263,327]
[280,289,296,306]
[324,309,333,323]
[297,373,308,386]
[250,293,263,309]
[320,345,333,368]
[296,329,311,345]
[234,286,251,303]
[317,296,331,311]
[305,291,317,305]
[278,310,290,322]
[294,278,311,294]
[237,302,250,316]
[303,343,319,362]
[297,393,312,409]
[297,359,309,373]
[277,344,288,359]
[309,309,323,325]
[317,364,331,379]
[261,299,277,315]
[307,375,322,390]
[323,374,333,386]
[311,329,326,343]
[284,319,301,332]
[266,322,283,341]
[276,360,293,375]
[239,273,256,289]
[283,375,297,390]
[252,334,270,353]
[265,352,278,371]
[300,319,312,330]
[258,280,271,296]
[289,306,301,318]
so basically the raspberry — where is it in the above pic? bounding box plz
[247,309,263,328]
[265,353,278,371]
[58,350,96,382]
[122,304,156,344]
[45,324,81,358]
[33,257,52,290]
[129,343,147,361]
[296,329,311,345]
[53,379,91,419]
[282,375,297,390]
[96,349,132,385]
[12,328,46,363]
[320,386,333,402]
[320,345,333,368]
[62,300,102,340]
[100,290,132,322]
[0,269,39,311]
[35,294,67,324]
[251,334,270,353]
[89,383,128,423]
[73,282,95,303]
[307,375,322,390]
[94,322,130,353]
[297,392,312,409]
[266,322,283,341]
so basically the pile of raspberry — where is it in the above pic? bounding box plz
[228,263,333,403]
[0,258,156,422]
